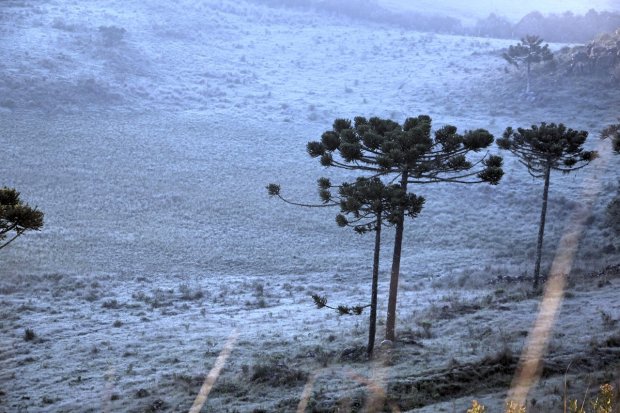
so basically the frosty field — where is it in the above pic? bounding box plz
[1,0,620,412]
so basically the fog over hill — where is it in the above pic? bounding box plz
[254,0,620,41]
[381,0,620,21]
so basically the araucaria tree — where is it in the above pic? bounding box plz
[268,177,424,356]
[503,35,553,93]
[0,187,44,250]
[323,177,423,355]
[308,116,503,341]
[602,122,620,233]
[498,123,597,288]
[601,122,620,154]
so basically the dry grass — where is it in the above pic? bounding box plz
[467,383,618,413]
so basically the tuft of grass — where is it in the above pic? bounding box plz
[467,400,486,413]
[505,400,526,413]
[416,320,433,338]
[600,310,617,328]
[135,388,149,398]
[102,299,120,309]
[41,395,55,405]
[23,328,36,342]
[178,283,204,301]
[250,359,307,387]
[603,333,620,347]
[468,383,617,413]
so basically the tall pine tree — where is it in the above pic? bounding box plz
[503,35,553,93]
[601,122,620,154]
[268,177,423,356]
[498,123,597,288]
[602,122,620,235]
[307,116,503,341]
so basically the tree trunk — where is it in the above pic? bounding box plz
[526,60,531,93]
[367,216,381,357]
[385,171,409,341]
[533,163,551,289]
[0,229,24,250]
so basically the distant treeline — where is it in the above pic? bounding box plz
[254,0,620,43]
[473,10,620,43]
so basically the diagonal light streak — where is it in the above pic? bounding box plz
[296,371,318,413]
[507,139,611,408]
[346,367,401,413]
[296,361,400,413]
[102,367,116,413]
[188,329,239,413]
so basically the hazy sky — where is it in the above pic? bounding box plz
[380,0,620,22]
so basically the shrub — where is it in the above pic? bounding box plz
[23,328,36,341]
[250,361,307,386]
[98,25,126,47]
[102,299,120,309]
[178,284,204,301]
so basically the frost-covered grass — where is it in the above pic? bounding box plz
[1,0,620,411]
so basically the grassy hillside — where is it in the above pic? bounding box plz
[0,0,619,412]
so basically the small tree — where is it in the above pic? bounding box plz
[601,122,620,154]
[606,185,620,235]
[268,177,424,356]
[503,35,553,93]
[0,187,44,250]
[308,116,503,341]
[498,123,597,288]
[322,176,423,356]
[602,122,620,234]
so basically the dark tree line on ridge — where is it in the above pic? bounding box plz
[473,10,620,43]
[258,0,620,43]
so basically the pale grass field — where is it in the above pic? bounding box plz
[1,0,619,411]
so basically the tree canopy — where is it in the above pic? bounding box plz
[325,176,424,234]
[601,122,620,154]
[498,123,597,176]
[503,35,553,93]
[308,116,503,185]
[498,123,597,288]
[0,187,44,250]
